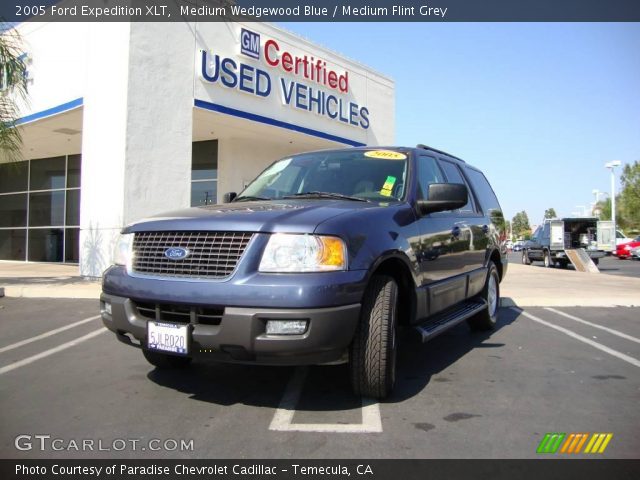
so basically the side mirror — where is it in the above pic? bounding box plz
[416,183,467,216]
[223,192,237,203]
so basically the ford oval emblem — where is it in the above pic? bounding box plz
[164,247,190,260]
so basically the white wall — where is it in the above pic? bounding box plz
[79,23,131,277]
[122,22,195,224]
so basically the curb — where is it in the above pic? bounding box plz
[1,284,101,299]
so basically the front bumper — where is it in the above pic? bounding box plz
[100,293,360,365]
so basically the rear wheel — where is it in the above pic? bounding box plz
[468,262,500,331]
[142,349,192,369]
[543,250,553,268]
[522,250,532,265]
[558,260,569,269]
[350,274,398,399]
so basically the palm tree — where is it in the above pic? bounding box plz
[0,24,28,162]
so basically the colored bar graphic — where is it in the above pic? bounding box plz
[560,433,589,454]
[542,433,614,454]
[584,433,614,454]
[537,433,566,453]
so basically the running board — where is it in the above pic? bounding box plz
[415,300,487,343]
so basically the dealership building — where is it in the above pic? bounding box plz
[1,22,394,276]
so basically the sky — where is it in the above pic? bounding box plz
[281,22,640,226]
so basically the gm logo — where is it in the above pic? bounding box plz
[241,28,260,59]
[164,247,190,260]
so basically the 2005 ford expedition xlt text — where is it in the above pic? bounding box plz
[101,145,508,398]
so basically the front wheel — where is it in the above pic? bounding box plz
[350,274,398,399]
[522,250,532,265]
[468,262,500,331]
[142,349,192,369]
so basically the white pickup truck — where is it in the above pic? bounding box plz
[522,217,614,268]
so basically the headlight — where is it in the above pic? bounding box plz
[259,234,347,272]
[113,233,134,267]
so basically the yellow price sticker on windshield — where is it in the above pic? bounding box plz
[364,150,407,160]
[380,176,396,197]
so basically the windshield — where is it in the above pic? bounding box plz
[236,150,409,203]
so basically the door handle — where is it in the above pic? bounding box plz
[451,226,461,237]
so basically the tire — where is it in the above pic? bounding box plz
[468,262,500,331]
[350,274,398,399]
[522,250,532,265]
[543,250,553,268]
[142,349,192,369]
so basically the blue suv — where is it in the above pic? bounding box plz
[101,145,507,398]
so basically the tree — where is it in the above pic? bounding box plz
[512,211,531,239]
[544,208,557,219]
[619,161,640,230]
[0,25,28,162]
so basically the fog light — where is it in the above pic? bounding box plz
[102,302,112,316]
[266,320,308,335]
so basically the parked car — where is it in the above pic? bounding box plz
[100,145,508,399]
[616,229,631,246]
[512,241,524,252]
[521,217,610,268]
[616,236,640,259]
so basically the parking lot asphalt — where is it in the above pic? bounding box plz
[1,297,638,459]
[507,251,640,278]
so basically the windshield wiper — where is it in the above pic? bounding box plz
[233,195,272,202]
[283,191,370,202]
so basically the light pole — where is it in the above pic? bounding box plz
[605,160,622,252]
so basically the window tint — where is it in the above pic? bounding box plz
[0,193,27,228]
[416,155,445,200]
[543,222,550,239]
[464,167,502,214]
[67,154,81,188]
[0,162,28,193]
[438,160,475,213]
[30,156,66,190]
[240,151,408,202]
[191,140,218,206]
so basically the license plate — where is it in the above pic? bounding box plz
[147,321,189,355]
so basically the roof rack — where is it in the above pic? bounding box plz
[416,144,466,163]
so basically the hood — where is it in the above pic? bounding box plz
[124,200,380,233]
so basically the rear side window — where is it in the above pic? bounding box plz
[464,167,502,214]
[438,160,476,214]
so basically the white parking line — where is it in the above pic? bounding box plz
[0,328,107,375]
[0,315,101,354]
[514,308,640,368]
[544,307,640,345]
[269,367,383,433]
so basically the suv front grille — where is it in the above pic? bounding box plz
[134,301,223,326]
[131,231,253,279]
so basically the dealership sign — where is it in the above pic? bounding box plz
[199,28,370,130]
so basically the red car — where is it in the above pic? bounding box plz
[616,235,640,259]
